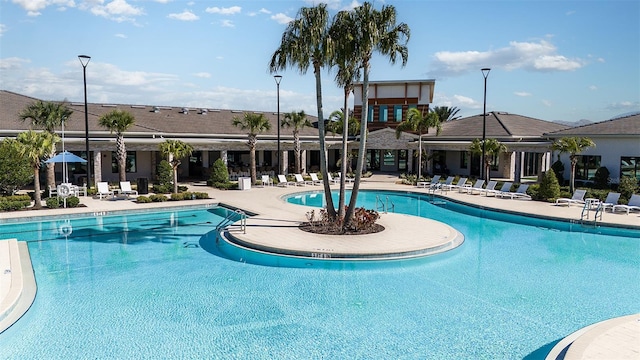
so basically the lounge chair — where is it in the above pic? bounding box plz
[48,185,58,197]
[97,181,115,200]
[477,180,498,196]
[338,173,354,184]
[497,184,531,200]
[260,174,273,187]
[431,176,454,192]
[277,174,296,187]
[599,192,621,212]
[447,177,468,192]
[417,175,440,189]
[326,173,340,185]
[294,174,313,186]
[555,189,586,207]
[612,194,640,215]
[119,181,138,198]
[309,173,322,185]
[485,182,512,197]
[461,179,485,194]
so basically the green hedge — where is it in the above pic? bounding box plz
[0,194,31,211]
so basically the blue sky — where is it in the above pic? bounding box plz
[1,0,638,123]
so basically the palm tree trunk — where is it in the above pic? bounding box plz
[344,61,370,228]
[418,134,423,181]
[46,146,56,188]
[338,88,350,219]
[314,62,336,218]
[570,158,577,193]
[117,135,127,182]
[172,165,179,194]
[294,131,301,174]
[249,135,257,185]
[33,167,42,209]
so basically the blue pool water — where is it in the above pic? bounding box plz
[0,194,639,359]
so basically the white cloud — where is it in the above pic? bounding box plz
[0,24,6,37]
[220,19,234,28]
[588,85,597,91]
[0,57,31,70]
[168,10,198,21]
[259,8,270,14]
[115,33,127,38]
[430,39,584,77]
[85,0,145,22]
[542,99,553,107]
[11,0,75,16]
[194,72,211,78]
[271,13,293,25]
[514,91,532,97]
[205,6,241,15]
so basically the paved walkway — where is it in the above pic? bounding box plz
[1,174,639,358]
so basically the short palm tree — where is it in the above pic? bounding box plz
[159,139,193,194]
[19,100,73,189]
[98,109,136,183]
[281,111,312,174]
[232,113,271,185]
[395,108,441,182]
[269,3,337,218]
[469,138,507,182]
[551,137,596,193]
[16,130,57,209]
[431,106,461,122]
[326,110,360,136]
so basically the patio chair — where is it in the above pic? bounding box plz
[260,174,274,187]
[497,184,531,200]
[612,194,640,215]
[555,189,586,207]
[447,177,468,192]
[599,192,621,212]
[477,180,498,196]
[430,176,454,192]
[461,179,485,194]
[309,173,322,185]
[417,175,440,188]
[294,174,313,186]
[97,182,115,200]
[48,185,58,197]
[277,174,296,187]
[326,173,340,185]
[485,182,513,197]
[120,181,138,198]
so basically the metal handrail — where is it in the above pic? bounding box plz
[386,196,395,213]
[216,209,247,234]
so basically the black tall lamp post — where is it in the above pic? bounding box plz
[79,55,91,187]
[274,75,282,175]
[481,67,491,180]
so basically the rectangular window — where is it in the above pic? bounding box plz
[380,105,388,122]
[383,150,395,166]
[398,150,407,171]
[394,105,403,122]
[523,152,540,177]
[620,156,639,181]
[367,105,374,122]
[459,152,468,169]
[576,155,601,180]
[111,151,137,173]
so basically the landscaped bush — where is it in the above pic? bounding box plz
[593,166,610,189]
[0,195,31,211]
[136,196,152,203]
[46,197,60,209]
[536,170,560,201]
[617,176,639,203]
[209,159,229,183]
[66,196,80,208]
[551,160,565,185]
[213,181,238,190]
[149,194,168,202]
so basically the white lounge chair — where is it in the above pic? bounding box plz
[119,181,138,198]
[485,182,512,197]
[294,174,312,186]
[555,189,586,207]
[447,177,468,192]
[260,174,273,187]
[326,173,340,185]
[338,172,354,184]
[612,194,640,215]
[599,192,621,212]
[461,179,485,194]
[277,174,296,187]
[477,180,498,196]
[97,181,115,200]
[431,176,454,192]
[48,185,58,197]
[497,184,531,200]
[309,173,322,185]
[417,175,440,188]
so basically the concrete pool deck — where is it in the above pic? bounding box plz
[1,173,639,357]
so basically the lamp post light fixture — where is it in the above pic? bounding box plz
[274,75,282,175]
[481,67,491,180]
[78,55,91,187]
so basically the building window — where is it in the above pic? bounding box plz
[459,152,468,169]
[576,155,601,180]
[367,105,374,122]
[394,105,403,122]
[380,105,388,122]
[620,156,639,181]
[383,150,395,166]
[112,151,137,173]
[398,150,407,171]
[523,152,540,176]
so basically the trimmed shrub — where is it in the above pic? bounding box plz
[593,166,610,189]
[537,171,560,201]
[0,195,32,211]
[210,159,229,184]
[618,176,639,202]
[46,197,60,209]
[213,181,238,190]
[551,160,565,185]
[66,196,80,208]
[136,196,152,203]
[149,194,168,202]
[156,160,173,186]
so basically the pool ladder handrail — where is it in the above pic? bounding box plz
[216,209,247,234]
[580,198,602,226]
[375,195,395,214]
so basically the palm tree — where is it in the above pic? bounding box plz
[232,113,271,185]
[395,108,441,182]
[343,2,410,228]
[159,140,194,194]
[469,138,507,182]
[98,109,136,183]
[16,130,57,209]
[551,137,596,193]
[281,111,312,174]
[269,3,337,218]
[432,106,461,122]
[19,100,73,189]
[326,110,360,136]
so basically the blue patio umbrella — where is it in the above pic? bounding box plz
[45,151,87,184]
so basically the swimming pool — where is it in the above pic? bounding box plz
[0,196,638,359]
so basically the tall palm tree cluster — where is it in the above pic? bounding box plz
[269,2,410,230]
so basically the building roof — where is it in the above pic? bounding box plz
[429,111,569,140]
[545,113,640,137]
[0,90,322,139]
